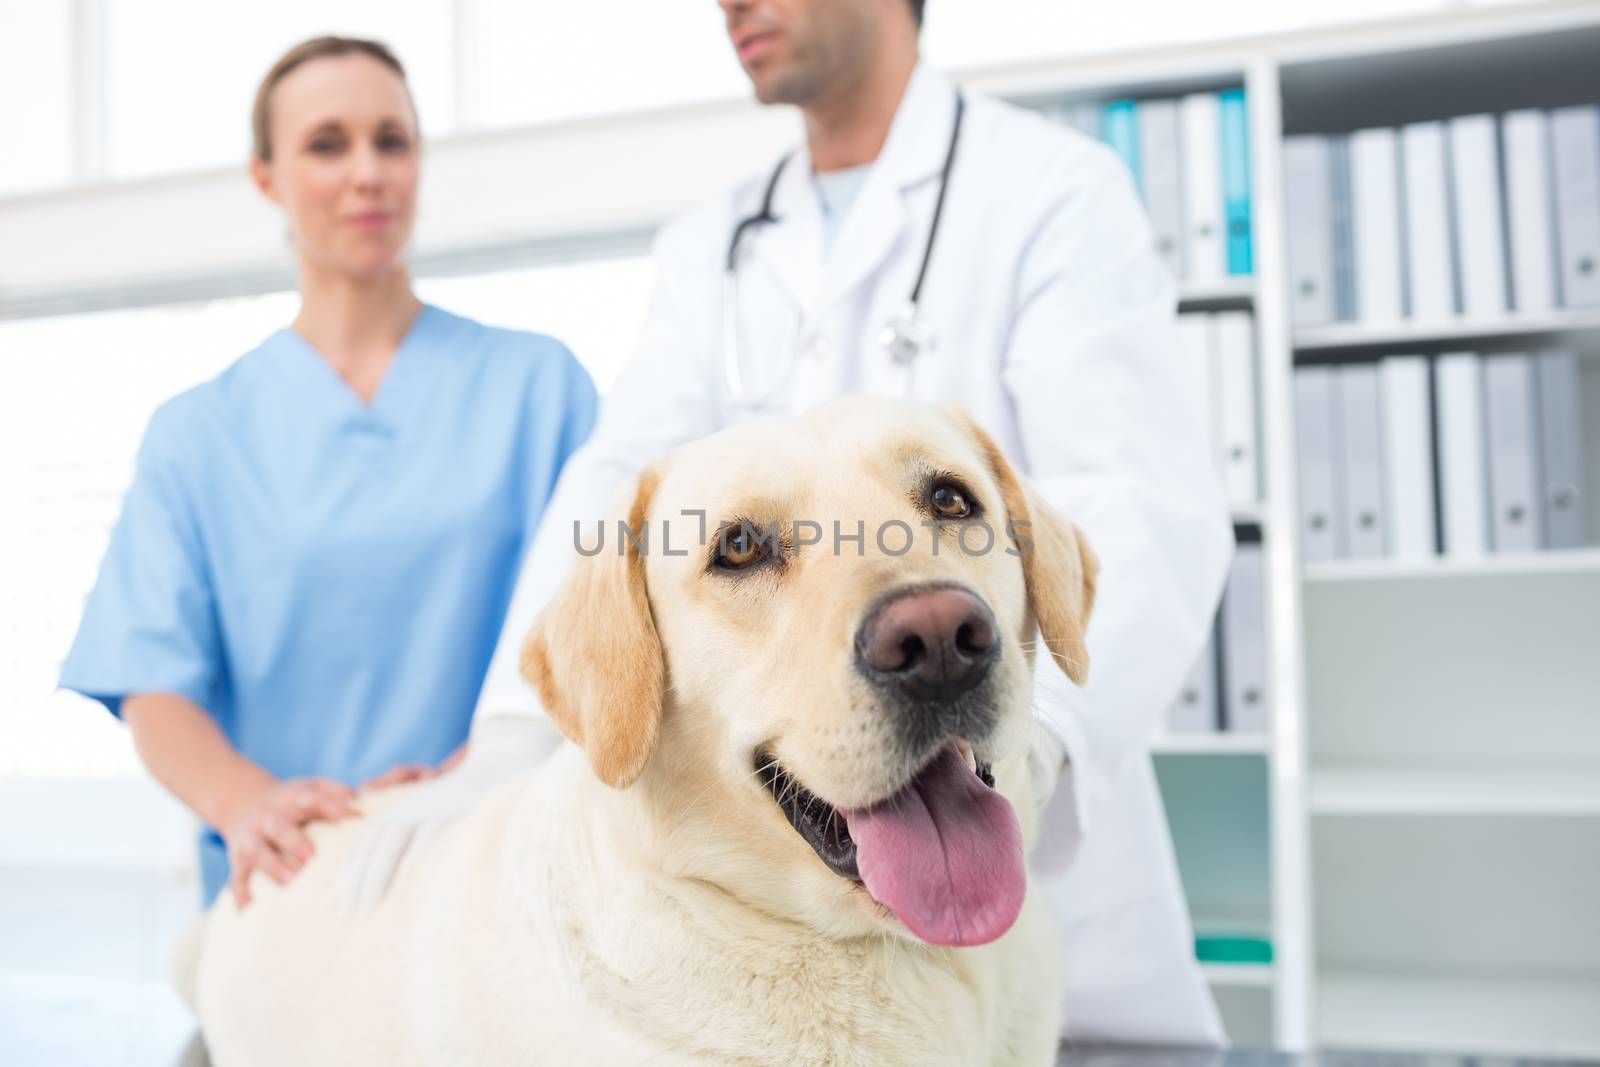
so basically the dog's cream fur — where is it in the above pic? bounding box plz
[185,399,1097,1066]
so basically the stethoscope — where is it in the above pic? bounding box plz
[721,91,966,405]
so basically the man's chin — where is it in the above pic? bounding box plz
[750,67,817,108]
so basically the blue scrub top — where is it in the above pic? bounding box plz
[58,305,597,904]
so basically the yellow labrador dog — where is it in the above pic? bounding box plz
[184,398,1097,1066]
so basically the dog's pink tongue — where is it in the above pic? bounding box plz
[843,746,1025,947]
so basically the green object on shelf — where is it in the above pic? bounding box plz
[1194,933,1274,964]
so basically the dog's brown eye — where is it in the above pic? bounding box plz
[930,483,972,519]
[716,525,766,570]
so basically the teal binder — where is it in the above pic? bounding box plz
[1101,99,1142,191]
[1219,89,1253,275]
[1195,932,1274,965]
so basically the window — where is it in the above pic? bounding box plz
[0,294,295,776]
[104,0,456,179]
[417,254,657,393]
[0,1,73,195]
[0,251,655,778]
[920,0,1445,69]
[465,1,747,130]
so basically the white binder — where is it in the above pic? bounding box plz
[1216,312,1259,508]
[1181,92,1225,286]
[1167,633,1220,734]
[1139,98,1186,280]
[1294,366,1342,563]
[1401,122,1457,320]
[1435,352,1490,558]
[1379,355,1437,561]
[1502,110,1559,313]
[1483,354,1543,553]
[1284,136,1335,325]
[1177,313,1223,475]
[1221,539,1269,733]
[1351,127,1404,324]
[1071,103,1104,139]
[1535,351,1585,550]
[1551,105,1600,308]
[1337,363,1387,558]
[1448,115,1510,318]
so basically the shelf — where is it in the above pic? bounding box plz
[1292,307,1600,357]
[1318,969,1600,1058]
[1230,503,1267,527]
[1303,549,1600,584]
[1311,766,1600,817]
[1178,278,1256,312]
[1152,733,1270,755]
[1279,19,1600,134]
[1201,962,1276,989]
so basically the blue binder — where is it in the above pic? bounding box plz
[1101,99,1142,191]
[1219,89,1253,275]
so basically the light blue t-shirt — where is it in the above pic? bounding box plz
[58,305,597,904]
[814,163,873,253]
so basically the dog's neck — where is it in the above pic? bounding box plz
[516,744,1011,1066]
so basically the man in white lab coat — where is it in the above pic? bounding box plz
[355,0,1233,1045]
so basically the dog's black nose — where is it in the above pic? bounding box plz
[855,585,998,699]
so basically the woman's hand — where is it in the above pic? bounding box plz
[359,741,470,791]
[218,777,359,909]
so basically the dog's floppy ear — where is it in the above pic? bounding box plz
[520,469,664,789]
[957,413,1098,685]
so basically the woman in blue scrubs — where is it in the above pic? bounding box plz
[58,36,597,909]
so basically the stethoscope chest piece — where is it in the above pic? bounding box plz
[723,90,965,404]
[878,301,935,367]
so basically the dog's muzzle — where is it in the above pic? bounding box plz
[853,583,1001,750]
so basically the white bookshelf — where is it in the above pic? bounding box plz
[1007,0,1600,1054]
[1317,971,1600,1059]
[1311,766,1600,817]
[1151,733,1270,756]
[1293,307,1600,355]
[1200,962,1278,989]
[1179,278,1258,310]
[1303,546,1600,582]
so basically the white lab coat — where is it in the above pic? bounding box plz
[476,65,1234,1046]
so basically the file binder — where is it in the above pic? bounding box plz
[1436,352,1490,557]
[1219,88,1253,276]
[1337,363,1387,558]
[1550,105,1600,308]
[1182,92,1225,285]
[1177,313,1223,474]
[1535,351,1585,550]
[1483,354,1542,553]
[1449,114,1510,318]
[1168,633,1220,734]
[1401,122,1456,319]
[1502,110,1559,313]
[1069,102,1103,139]
[1294,366,1342,563]
[1216,312,1259,507]
[1379,355,1437,561]
[1139,98,1186,279]
[1351,127,1404,323]
[1102,99,1142,189]
[1285,135,1334,325]
[1329,136,1357,321]
[1220,535,1269,733]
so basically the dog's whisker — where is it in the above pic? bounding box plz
[1016,636,1088,675]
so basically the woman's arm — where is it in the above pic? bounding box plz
[123,692,360,908]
